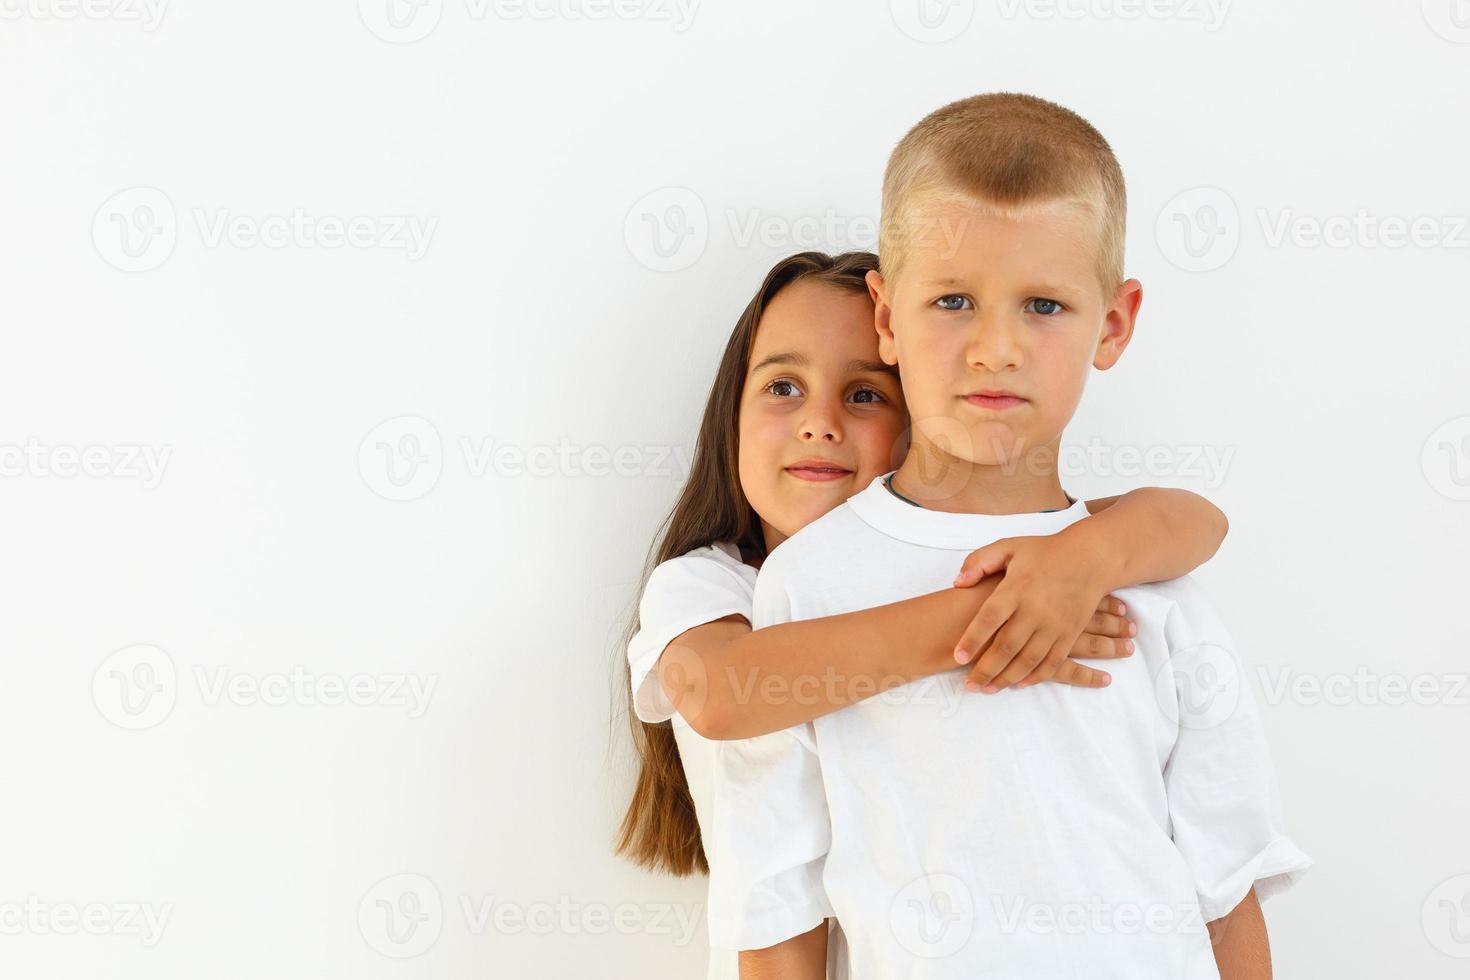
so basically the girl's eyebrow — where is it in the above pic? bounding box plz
[751,352,896,378]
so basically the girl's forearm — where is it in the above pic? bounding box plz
[696,579,1000,740]
[1079,488,1228,591]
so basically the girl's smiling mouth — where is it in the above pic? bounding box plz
[784,459,855,482]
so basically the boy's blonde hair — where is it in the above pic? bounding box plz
[880,92,1127,290]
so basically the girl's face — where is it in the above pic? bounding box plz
[738,280,909,554]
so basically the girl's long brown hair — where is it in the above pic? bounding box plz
[614,250,881,876]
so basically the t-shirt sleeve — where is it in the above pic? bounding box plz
[1158,581,1312,922]
[704,558,833,951]
[626,550,754,725]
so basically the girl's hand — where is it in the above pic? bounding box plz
[950,534,1137,693]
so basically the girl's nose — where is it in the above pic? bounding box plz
[799,406,842,442]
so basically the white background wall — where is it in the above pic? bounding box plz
[2,0,1467,976]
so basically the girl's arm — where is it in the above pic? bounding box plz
[659,574,1129,741]
[737,922,828,980]
[952,488,1228,693]
[1208,889,1271,979]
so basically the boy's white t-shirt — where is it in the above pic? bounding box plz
[627,541,848,980]
[706,475,1311,979]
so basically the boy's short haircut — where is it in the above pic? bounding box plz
[879,92,1128,291]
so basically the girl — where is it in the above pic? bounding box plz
[614,251,1227,978]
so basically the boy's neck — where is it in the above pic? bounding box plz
[890,443,1071,516]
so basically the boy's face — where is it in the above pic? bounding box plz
[869,196,1141,470]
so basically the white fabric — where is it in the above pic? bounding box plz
[707,475,1310,979]
[628,541,756,725]
[628,541,849,979]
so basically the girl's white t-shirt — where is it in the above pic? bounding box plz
[627,541,847,980]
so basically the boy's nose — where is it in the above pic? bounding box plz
[966,314,1025,371]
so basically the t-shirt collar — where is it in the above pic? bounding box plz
[845,472,1092,549]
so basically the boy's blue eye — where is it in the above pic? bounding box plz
[935,295,971,311]
[1026,298,1064,316]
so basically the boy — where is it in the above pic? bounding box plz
[704,93,1310,978]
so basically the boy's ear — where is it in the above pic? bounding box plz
[1094,278,1143,371]
[866,269,899,366]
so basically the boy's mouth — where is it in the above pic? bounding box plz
[784,458,854,483]
[963,389,1027,411]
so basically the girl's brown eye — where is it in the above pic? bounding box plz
[850,388,884,405]
[767,379,800,397]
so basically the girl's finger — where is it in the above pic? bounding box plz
[1071,632,1135,660]
[1051,659,1112,689]
[953,541,1014,587]
[1085,610,1134,638]
[1096,595,1128,617]
[992,632,1060,691]
[965,620,1036,692]
[954,587,1019,664]
[1015,637,1074,688]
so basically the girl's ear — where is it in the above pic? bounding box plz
[1094,278,1143,371]
[866,270,899,366]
